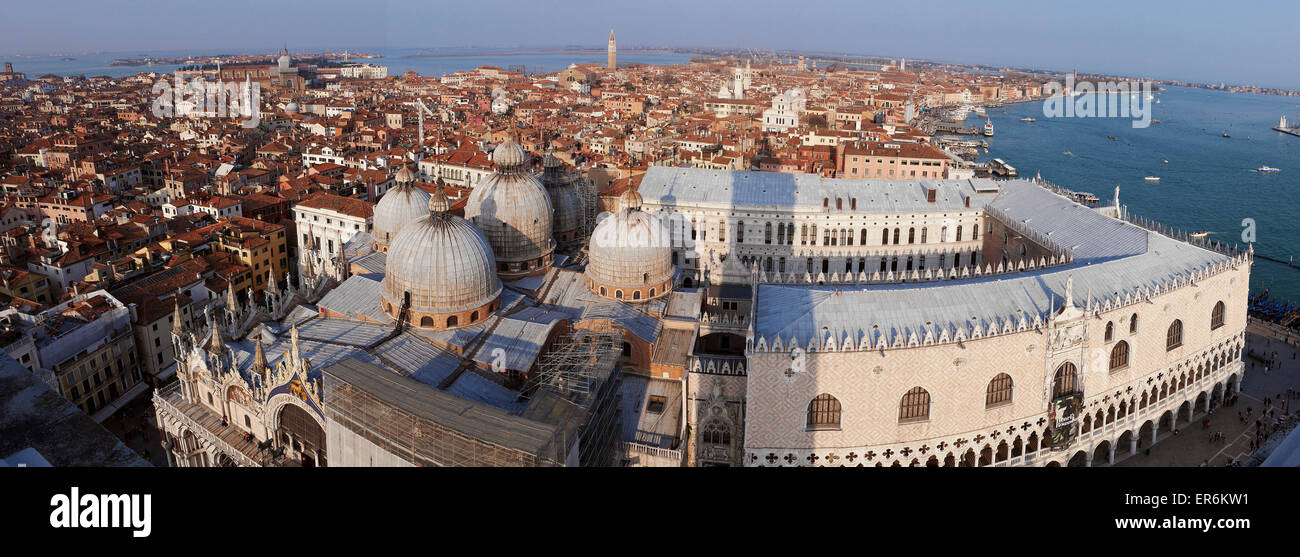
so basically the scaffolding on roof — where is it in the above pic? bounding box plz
[535,325,621,403]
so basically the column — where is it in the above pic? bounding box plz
[1108,444,1115,465]
[1085,452,1093,467]
[1130,437,1138,455]
[1150,425,1157,445]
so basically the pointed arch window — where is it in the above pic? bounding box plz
[807,394,841,431]
[1166,320,1183,351]
[900,387,931,423]
[985,373,1013,408]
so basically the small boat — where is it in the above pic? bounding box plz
[1222,132,1231,138]
[1107,135,1118,141]
[1257,165,1281,173]
[1019,117,1036,122]
[1190,231,1209,239]
[1144,176,1160,182]
[1063,151,1074,156]
[1162,159,1169,164]
[983,121,994,136]
[1150,120,1160,124]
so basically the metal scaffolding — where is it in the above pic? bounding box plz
[535,326,621,403]
[532,316,625,467]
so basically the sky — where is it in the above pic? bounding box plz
[4,0,1299,89]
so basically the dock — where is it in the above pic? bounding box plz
[1273,126,1300,138]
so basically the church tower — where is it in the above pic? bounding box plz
[607,29,616,69]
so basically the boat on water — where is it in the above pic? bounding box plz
[1222,131,1231,138]
[1144,176,1160,182]
[973,106,986,115]
[1257,165,1281,173]
[1189,231,1209,239]
[1162,159,1169,164]
[983,121,994,137]
[1151,119,1160,124]
[1063,151,1074,156]
[1019,117,1036,122]
[1107,135,1118,141]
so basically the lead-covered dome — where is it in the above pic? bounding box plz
[466,137,555,278]
[382,197,502,330]
[372,177,431,251]
[586,189,674,302]
[541,153,583,243]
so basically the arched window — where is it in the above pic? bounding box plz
[764,222,773,244]
[1211,301,1225,330]
[1052,362,1078,398]
[1166,320,1183,351]
[1104,321,1114,342]
[920,227,927,243]
[881,228,889,245]
[900,387,931,422]
[615,290,624,299]
[956,225,963,241]
[703,420,731,445]
[807,393,841,430]
[835,198,843,210]
[893,228,900,244]
[1110,341,1129,371]
[649,288,656,297]
[470,311,479,322]
[986,373,1013,408]
[420,316,434,327]
[622,342,632,357]
[860,229,868,245]
[633,290,641,300]
[1129,314,1138,333]
[908,227,915,244]
[737,221,745,243]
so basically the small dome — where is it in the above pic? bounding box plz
[395,165,414,184]
[429,185,450,213]
[587,194,673,295]
[382,211,501,320]
[619,190,643,212]
[373,182,432,246]
[542,152,562,168]
[285,101,299,113]
[491,137,528,170]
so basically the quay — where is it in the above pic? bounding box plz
[1273,126,1300,138]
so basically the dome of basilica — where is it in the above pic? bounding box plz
[372,168,431,250]
[465,137,555,278]
[382,196,502,329]
[541,153,583,243]
[586,189,674,302]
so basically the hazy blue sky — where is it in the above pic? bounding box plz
[4,0,1299,88]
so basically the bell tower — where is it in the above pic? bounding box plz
[607,29,616,69]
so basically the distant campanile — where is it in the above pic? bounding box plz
[608,29,616,69]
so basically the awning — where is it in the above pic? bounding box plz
[91,381,151,423]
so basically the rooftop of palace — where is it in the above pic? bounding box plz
[749,180,1244,351]
[637,166,999,213]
